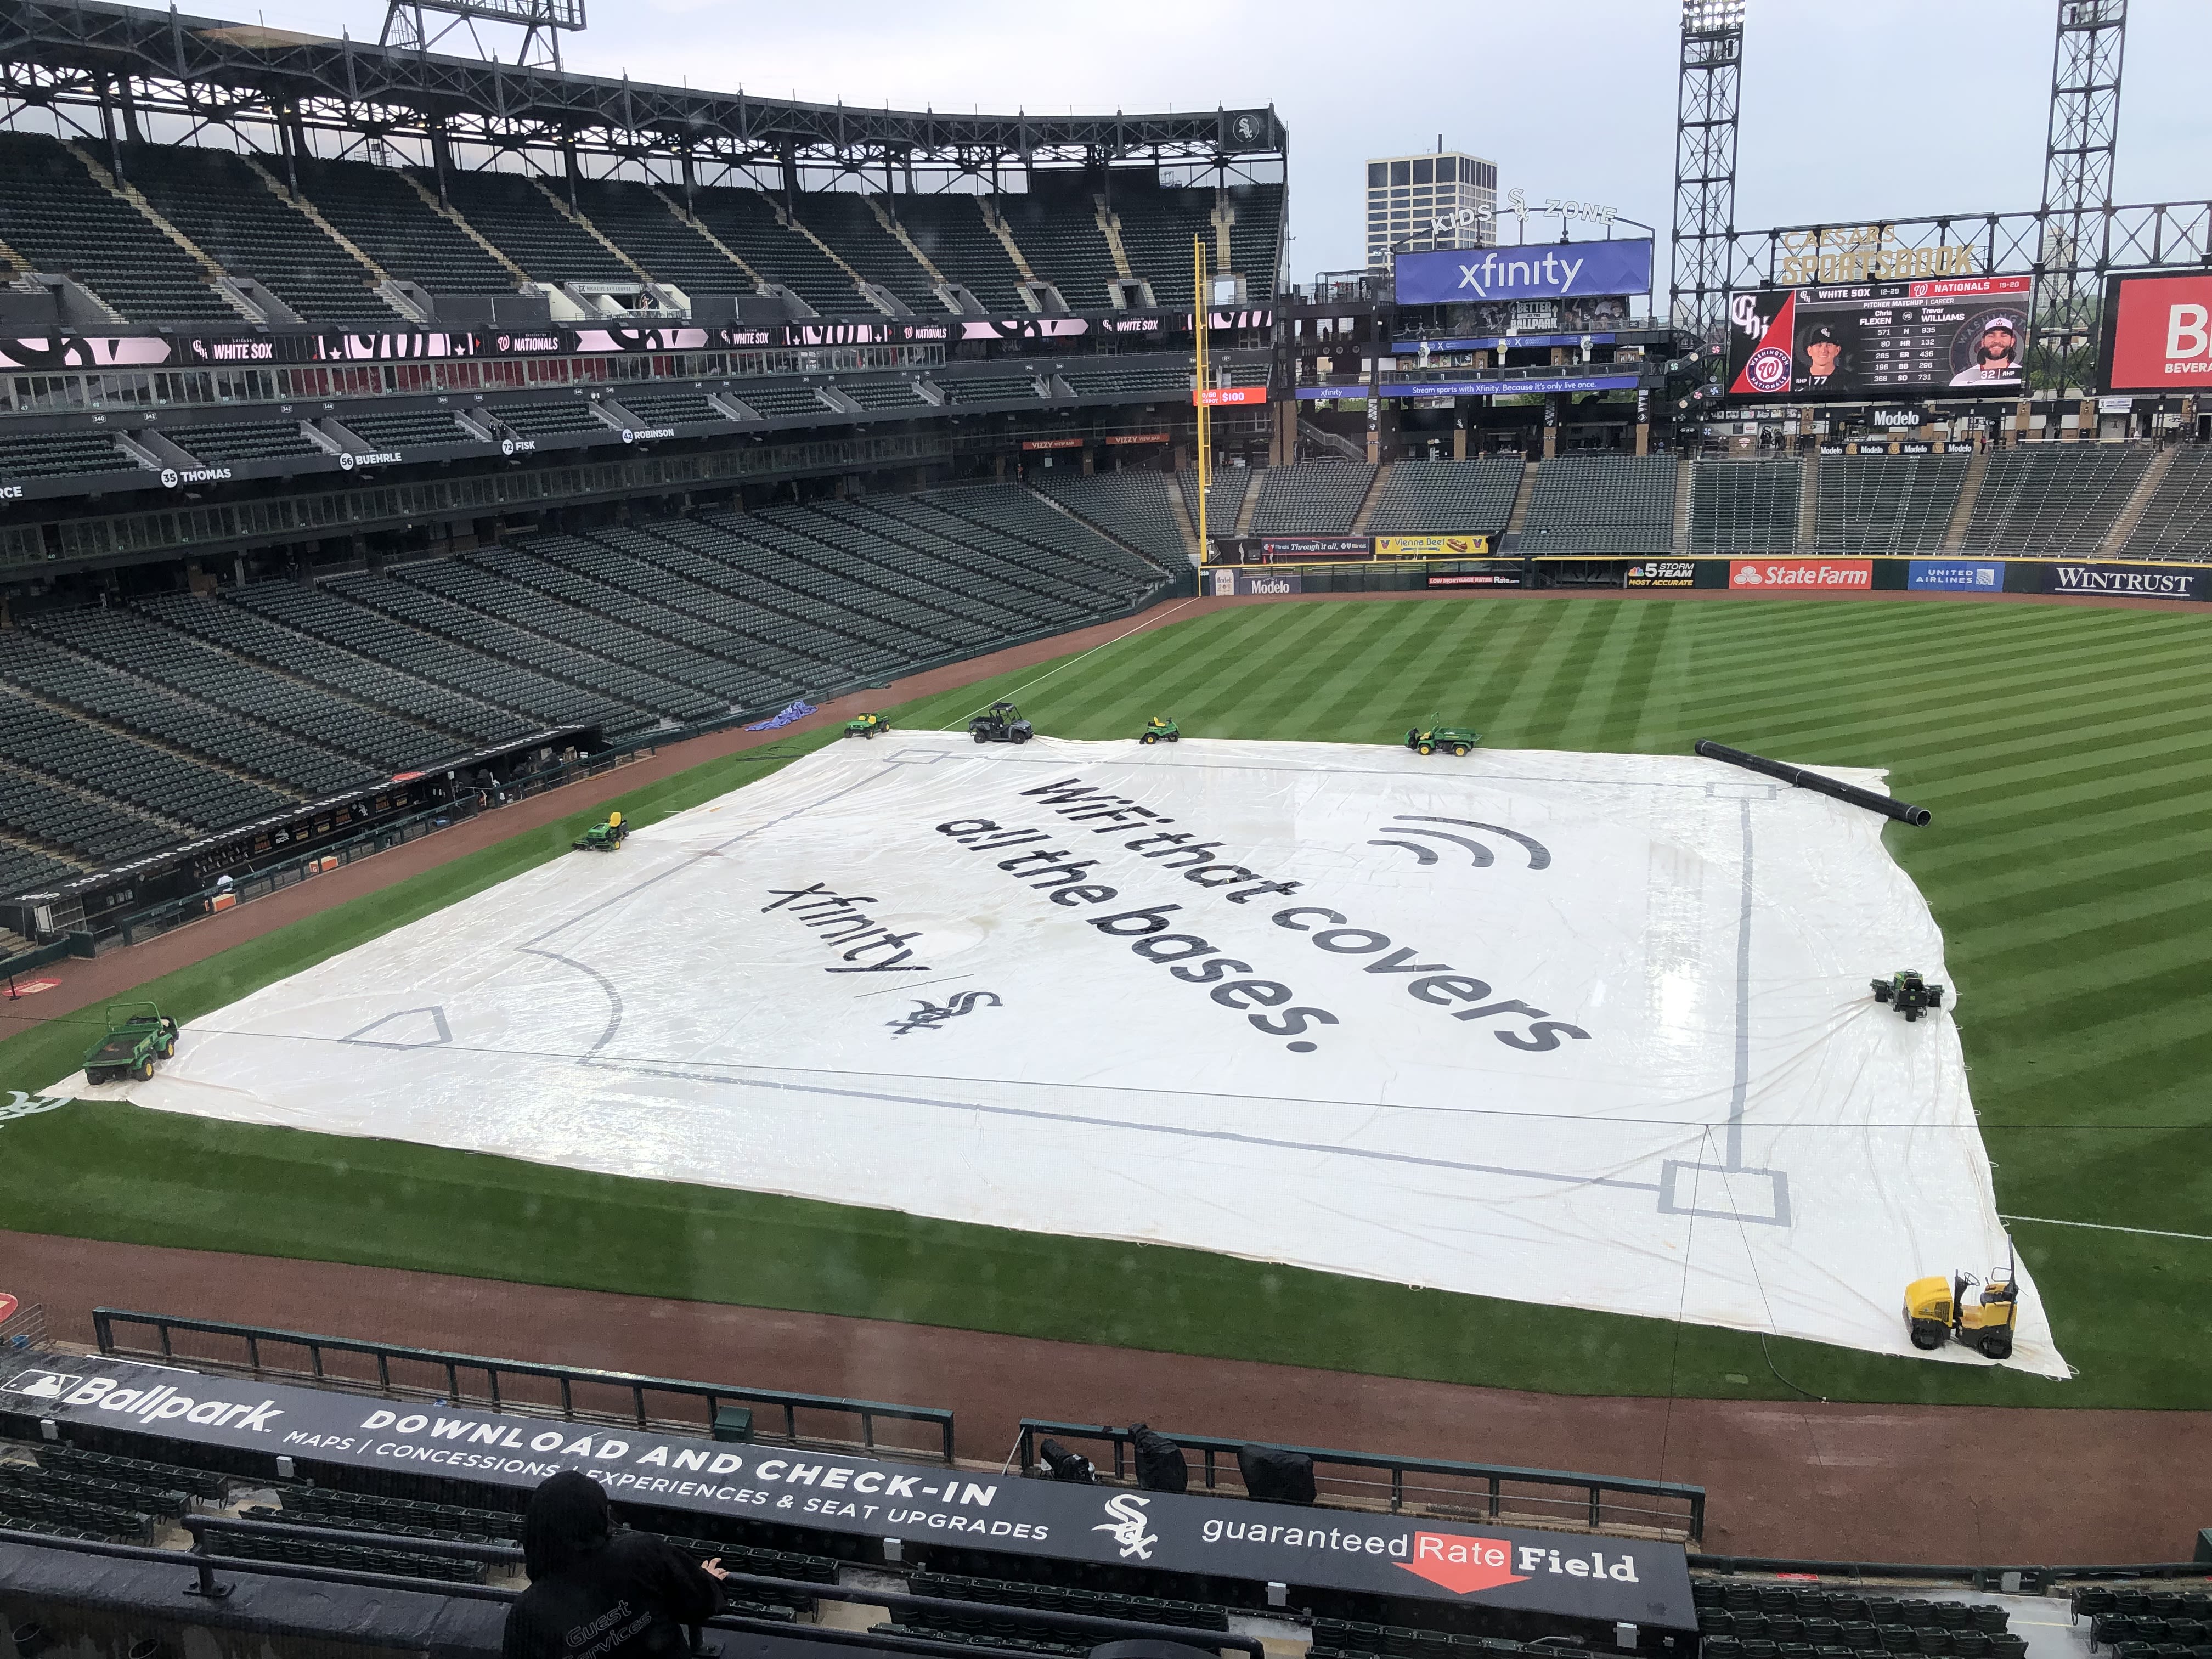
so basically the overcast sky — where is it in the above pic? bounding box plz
[157,0,2211,283]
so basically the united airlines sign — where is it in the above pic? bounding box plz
[1395,240,1654,306]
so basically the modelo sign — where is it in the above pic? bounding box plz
[1395,240,1653,306]
[1729,560,1872,591]
[2101,273,2212,392]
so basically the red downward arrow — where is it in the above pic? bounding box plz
[1397,1532,1531,1596]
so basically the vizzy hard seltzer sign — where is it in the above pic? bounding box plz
[0,1356,1693,1623]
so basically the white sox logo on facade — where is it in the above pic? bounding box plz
[1093,1493,1159,1561]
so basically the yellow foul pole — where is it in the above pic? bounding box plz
[1193,235,1211,565]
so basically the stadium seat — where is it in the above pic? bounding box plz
[1961,445,2151,556]
[1365,458,1523,536]
[1815,456,1968,554]
[1689,459,1802,552]
[1248,462,1377,535]
[2121,447,2212,561]
[1521,455,1678,554]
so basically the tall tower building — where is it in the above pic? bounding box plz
[1365,150,1497,269]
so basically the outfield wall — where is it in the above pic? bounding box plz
[1199,556,2211,600]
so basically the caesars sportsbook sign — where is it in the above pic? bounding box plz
[0,1355,1691,1626]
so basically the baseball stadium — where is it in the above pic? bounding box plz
[0,6,2208,1659]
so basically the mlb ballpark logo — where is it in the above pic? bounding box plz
[3,1368,81,1401]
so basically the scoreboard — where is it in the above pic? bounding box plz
[1725,274,2034,400]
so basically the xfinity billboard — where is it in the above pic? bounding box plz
[1395,240,1653,306]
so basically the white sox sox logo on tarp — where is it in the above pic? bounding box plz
[1093,1493,1159,1561]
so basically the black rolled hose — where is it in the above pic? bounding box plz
[1694,739,1932,827]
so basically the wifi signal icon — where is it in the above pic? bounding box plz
[1367,816,1551,870]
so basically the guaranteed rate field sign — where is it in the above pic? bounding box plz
[66,737,2062,1376]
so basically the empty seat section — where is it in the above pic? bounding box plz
[611,389,731,428]
[1961,445,2150,556]
[0,684,292,833]
[2123,447,2212,560]
[436,170,634,284]
[732,384,831,419]
[139,592,531,746]
[379,563,725,721]
[685,187,869,315]
[235,579,638,736]
[1365,457,1522,535]
[492,400,609,438]
[792,193,939,312]
[568,178,749,297]
[1249,462,1376,535]
[121,144,395,323]
[1178,467,1255,534]
[998,180,1121,312]
[695,511,973,658]
[1521,454,1678,552]
[1032,472,1189,568]
[337,408,482,450]
[1815,455,1967,553]
[840,379,931,411]
[809,499,1090,632]
[29,607,462,775]
[917,485,1169,595]
[1110,179,1219,309]
[747,505,998,649]
[1224,182,1285,301]
[0,842,86,897]
[0,764,173,864]
[892,194,1026,313]
[0,430,136,482]
[294,156,514,294]
[160,420,319,464]
[1062,365,1190,397]
[939,374,1039,404]
[1688,459,1802,552]
[0,131,239,323]
[0,629,362,796]
[1223,360,1270,387]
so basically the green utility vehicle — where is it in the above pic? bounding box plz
[1404,717,1481,757]
[574,810,629,851]
[83,1001,179,1085]
[843,712,892,739]
[1139,716,1181,744]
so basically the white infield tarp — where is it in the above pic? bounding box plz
[65,736,2063,1375]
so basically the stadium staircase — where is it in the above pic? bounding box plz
[1797,450,1820,546]
[402,172,533,285]
[1504,462,1539,536]
[1167,481,1203,562]
[1940,449,1990,550]
[1673,455,1695,546]
[1234,472,1262,535]
[650,187,764,288]
[1348,464,1394,533]
[2097,443,2177,555]
[235,155,410,313]
[529,177,656,285]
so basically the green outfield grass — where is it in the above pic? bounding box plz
[4,593,2208,1410]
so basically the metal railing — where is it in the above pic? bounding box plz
[1693,1554,2212,1593]
[1015,1420,1705,1544]
[0,1520,1259,1659]
[0,1299,48,1356]
[94,1310,956,1465]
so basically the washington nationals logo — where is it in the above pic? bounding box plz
[0,1091,70,1128]
[886,990,1002,1037]
[1745,345,1791,394]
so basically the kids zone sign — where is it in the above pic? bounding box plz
[1395,241,1654,305]
[1,1356,1693,1626]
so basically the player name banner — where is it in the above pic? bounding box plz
[2041,562,2204,600]
[0,1353,1692,1624]
[1726,275,2034,401]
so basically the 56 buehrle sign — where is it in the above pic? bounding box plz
[1,1356,1691,1626]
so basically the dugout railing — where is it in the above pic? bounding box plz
[92,1310,957,1465]
[1014,1419,1706,1544]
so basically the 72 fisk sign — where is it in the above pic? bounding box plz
[2,1356,1690,1627]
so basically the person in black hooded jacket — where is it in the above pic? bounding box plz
[501,1471,726,1659]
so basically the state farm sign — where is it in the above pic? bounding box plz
[1729,560,1872,590]
[2103,273,2212,392]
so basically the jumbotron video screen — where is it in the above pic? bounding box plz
[1726,275,2034,399]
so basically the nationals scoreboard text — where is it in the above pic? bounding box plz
[1728,274,2034,400]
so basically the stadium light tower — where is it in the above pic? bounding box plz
[1669,0,1745,349]
[2032,0,2126,396]
[381,0,586,72]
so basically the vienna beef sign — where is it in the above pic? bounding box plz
[1,1356,1690,1626]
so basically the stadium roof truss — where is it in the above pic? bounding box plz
[0,0,1286,180]
[1723,201,2212,294]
